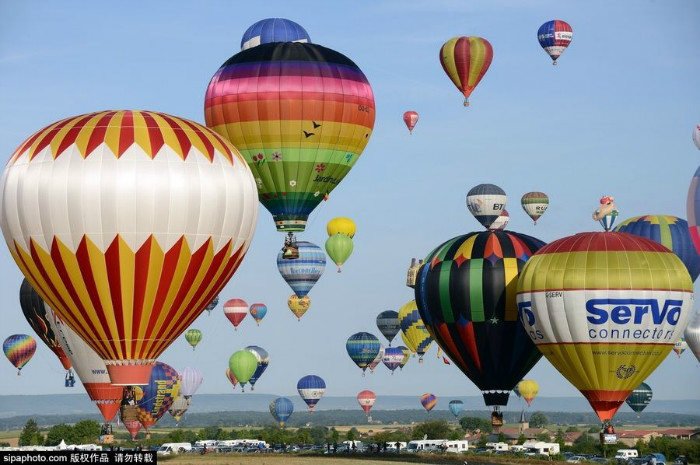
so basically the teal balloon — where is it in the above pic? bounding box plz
[325,234,354,272]
[625,382,652,416]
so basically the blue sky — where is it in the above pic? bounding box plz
[1,0,699,415]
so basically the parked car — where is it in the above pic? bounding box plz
[568,455,586,463]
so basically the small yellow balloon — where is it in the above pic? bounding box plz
[287,294,311,321]
[518,379,539,407]
[327,217,356,238]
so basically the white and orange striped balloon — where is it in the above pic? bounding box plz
[0,110,258,385]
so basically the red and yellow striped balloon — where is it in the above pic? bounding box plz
[0,110,259,385]
[439,37,493,106]
[517,232,693,422]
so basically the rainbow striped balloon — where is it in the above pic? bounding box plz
[420,393,437,412]
[205,42,375,232]
[3,334,37,374]
[517,232,693,422]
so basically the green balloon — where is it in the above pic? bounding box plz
[185,329,202,350]
[325,234,354,272]
[228,350,258,391]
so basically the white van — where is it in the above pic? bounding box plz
[486,442,509,451]
[616,449,639,460]
[406,439,446,452]
[157,443,192,455]
[523,441,560,457]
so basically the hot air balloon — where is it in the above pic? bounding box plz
[420,393,437,412]
[368,345,385,374]
[398,300,433,362]
[521,192,549,225]
[169,394,191,425]
[325,234,354,272]
[0,111,258,386]
[415,230,545,416]
[592,196,619,231]
[346,332,381,376]
[693,125,700,151]
[376,311,400,346]
[179,367,203,399]
[537,20,573,65]
[357,390,376,417]
[513,383,522,399]
[228,350,258,392]
[48,310,123,422]
[277,241,326,297]
[120,393,142,441]
[3,335,36,375]
[439,37,493,106]
[327,218,356,238]
[288,294,310,321]
[403,111,419,134]
[249,303,268,325]
[225,367,238,389]
[491,209,509,231]
[184,329,202,351]
[205,295,220,316]
[688,166,700,254]
[615,215,700,282]
[270,397,294,427]
[19,279,72,377]
[297,375,326,411]
[224,299,249,331]
[205,42,375,254]
[467,184,507,230]
[448,400,464,419]
[244,345,269,391]
[382,347,404,374]
[136,362,180,431]
[684,308,700,363]
[673,337,688,357]
[625,382,652,417]
[241,18,311,51]
[517,380,539,407]
[517,232,693,428]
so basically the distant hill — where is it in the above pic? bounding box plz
[2,393,699,418]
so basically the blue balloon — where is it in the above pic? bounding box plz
[269,397,294,427]
[244,346,269,390]
[615,215,700,282]
[448,400,464,418]
[346,332,381,375]
[297,375,326,410]
[241,18,311,50]
[277,241,326,298]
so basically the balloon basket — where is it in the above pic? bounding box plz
[553,61,558,66]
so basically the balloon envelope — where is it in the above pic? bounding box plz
[398,300,433,361]
[169,394,191,424]
[241,18,311,50]
[448,400,464,418]
[184,329,202,350]
[625,382,652,415]
[684,308,700,363]
[297,375,326,411]
[19,279,71,371]
[357,390,376,414]
[439,37,493,105]
[693,125,700,150]
[288,295,310,320]
[517,232,693,422]
[179,367,203,398]
[325,234,353,272]
[205,295,220,315]
[466,184,507,230]
[368,345,385,373]
[415,230,545,406]
[615,215,700,282]
[3,335,36,373]
[269,397,294,427]
[518,379,539,406]
[327,218,356,238]
[537,20,573,64]
[224,299,249,330]
[376,310,400,346]
[0,110,258,386]
[403,111,419,134]
[382,347,404,373]
[277,241,326,297]
[228,350,258,389]
[244,345,270,390]
[136,362,180,430]
[420,393,437,412]
[249,303,268,325]
[346,332,381,373]
[521,192,549,224]
[491,209,509,231]
[205,43,375,232]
